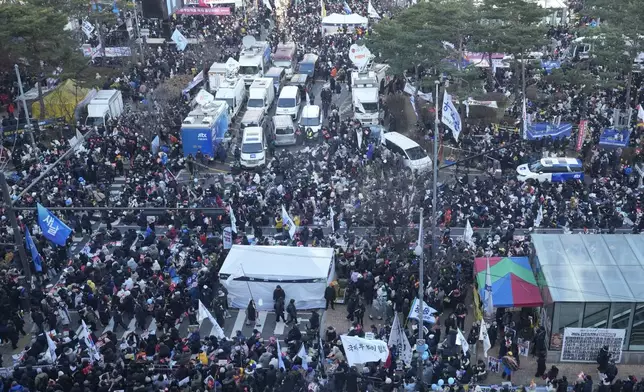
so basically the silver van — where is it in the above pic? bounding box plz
[273,115,297,146]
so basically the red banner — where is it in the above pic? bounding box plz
[576,120,587,152]
[175,7,231,15]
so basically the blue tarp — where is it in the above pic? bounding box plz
[525,122,572,140]
[541,60,561,74]
[599,128,630,147]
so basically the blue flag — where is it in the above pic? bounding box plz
[25,228,43,272]
[37,204,72,246]
[343,1,352,14]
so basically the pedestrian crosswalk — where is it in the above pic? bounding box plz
[66,308,321,341]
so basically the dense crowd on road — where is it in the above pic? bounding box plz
[0,0,642,390]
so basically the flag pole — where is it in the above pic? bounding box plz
[239,264,255,303]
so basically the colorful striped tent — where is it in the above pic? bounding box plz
[474,257,543,308]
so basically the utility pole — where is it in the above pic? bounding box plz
[14,65,38,153]
[432,80,440,261]
[0,172,31,281]
[132,0,144,63]
[415,209,425,388]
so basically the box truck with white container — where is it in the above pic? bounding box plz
[85,90,124,127]
[247,78,275,111]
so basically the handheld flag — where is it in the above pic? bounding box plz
[368,0,380,18]
[37,204,72,246]
[456,328,469,355]
[414,210,423,256]
[171,29,189,51]
[535,204,543,228]
[45,332,58,362]
[197,300,225,339]
[484,257,494,317]
[229,206,237,234]
[522,95,529,139]
[464,219,474,247]
[479,322,492,358]
[281,205,297,239]
[276,339,286,370]
[342,1,352,14]
[320,0,326,18]
[329,207,335,233]
[25,227,43,272]
[388,313,413,365]
[441,90,462,140]
[297,343,309,369]
[80,320,101,361]
[263,0,273,11]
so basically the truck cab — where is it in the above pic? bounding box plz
[297,53,319,78]
[273,42,297,77]
[238,41,272,86]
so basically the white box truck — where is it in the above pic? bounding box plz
[238,36,272,86]
[85,90,124,127]
[247,78,275,112]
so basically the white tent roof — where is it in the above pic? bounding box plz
[219,245,334,280]
[538,0,566,8]
[322,13,368,25]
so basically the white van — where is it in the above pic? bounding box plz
[273,115,297,146]
[299,105,323,134]
[381,132,432,173]
[240,127,267,168]
[276,86,302,120]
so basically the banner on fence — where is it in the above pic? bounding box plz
[560,328,625,363]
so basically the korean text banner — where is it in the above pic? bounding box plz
[525,123,572,140]
[599,128,630,147]
[37,204,72,246]
[340,335,389,366]
[407,298,437,324]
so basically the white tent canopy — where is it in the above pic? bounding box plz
[322,13,368,25]
[219,245,335,311]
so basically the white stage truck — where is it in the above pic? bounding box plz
[349,42,384,125]
[247,78,275,112]
[238,36,272,87]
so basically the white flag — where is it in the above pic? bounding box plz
[264,0,273,10]
[414,210,423,256]
[45,332,58,362]
[456,328,469,355]
[484,258,494,318]
[388,313,413,365]
[465,98,470,118]
[197,300,212,324]
[464,219,474,247]
[277,339,286,370]
[297,343,309,369]
[281,205,297,239]
[230,207,237,234]
[226,263,244,285]
[355,99,366,114]
[367,0,380,18]
[329,207,335,233]
[638,104,644,121]
[306,91,311,106]
[535,204,543,228]
[81,21,95,38]
[479,322,492,358]
[356,128,363,148]
[198,300,225,339]
[441,90,462,140]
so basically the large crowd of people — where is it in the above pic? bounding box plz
[0,0,642,391]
